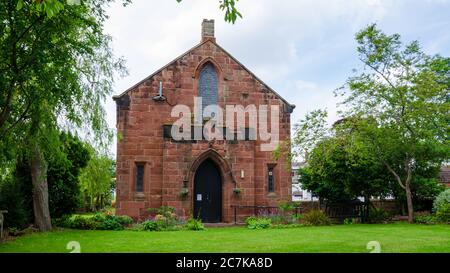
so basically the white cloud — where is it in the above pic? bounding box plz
[102,0,450,155]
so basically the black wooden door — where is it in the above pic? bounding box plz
[194,159,222,223]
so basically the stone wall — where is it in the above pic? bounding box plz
[114,38,293,222]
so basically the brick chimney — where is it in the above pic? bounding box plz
[201,19,215,42]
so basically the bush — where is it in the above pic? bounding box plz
[97,217,124,231]
[301,210,331,226]
[245,217,272,229]
[185,218,205,231]
[56,213,133,230]
[0,177,31,229]
[436,203,450,223]
[433,189,450,222]
[141,220,159,231]
[115,215,133,226]
[367,207,391,224]
[63,215,98,230]
[414,212,439,224]
[147,206,179,230]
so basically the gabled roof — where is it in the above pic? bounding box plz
[113,39,295,111]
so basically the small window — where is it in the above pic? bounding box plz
[135,163,145,192]
[268,166,275,192]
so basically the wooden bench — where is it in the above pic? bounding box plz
[0,210,7,239]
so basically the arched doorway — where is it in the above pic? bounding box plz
[193,159,222,223]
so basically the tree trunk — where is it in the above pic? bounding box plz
[405,183,414,223]
[30,143,52,231]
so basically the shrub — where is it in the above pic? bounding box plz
[245,216,272,229]
[148,206,179,230]
[292,214,303,223]
[433,189,450,211]
[141,220,159,231]
[301,210,331,226]
[433,189,450,222]
[414,212,439,225]
[115,215,133,226]
[56,213,134,230]
[64,215,98,230]
[367,207,391,224]
[278,201,296,224]
[97,217,124,231]
[436,203,450,223]
[0,177,31,229]
[343,218,354,225]
[185,218,205,231]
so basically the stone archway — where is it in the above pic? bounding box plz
[186,149,235,222]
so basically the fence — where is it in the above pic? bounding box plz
[230,201,369,224]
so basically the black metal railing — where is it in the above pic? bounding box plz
[230,205,301,224]
[231,202,369,224]
[324,202,369,223]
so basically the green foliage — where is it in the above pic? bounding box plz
[433,190,450,223]
[47,132,90,218]
[278,201,297,224]
[433,189,450,213]
[141,220,160,231]
[436,203,450,223]
[368,207,391,224]
[301,210,331,226]
[79,150,115,211]
[176,0,242,24]
[0,177,31,229]
[1,0,129,231]
[61,215,99,230]
[414,212,439,225]
[292,109,329,161]
[278,201,295,213]
[0,132,90,227]
[336,24,450,222]
[115,215,133,226]
[245,217,272,230]
[343,218,354,225]
[299,130,392,202]
[146,206,179,231]
[56,213,133,230]
[184,218,205,231]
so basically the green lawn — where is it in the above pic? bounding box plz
[0,223,449,253]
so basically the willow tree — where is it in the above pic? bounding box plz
[338,24,450,223]
[1,0,243,231]
[0,0,127,231]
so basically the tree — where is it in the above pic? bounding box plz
[0,132,91,227]
[298,117,392,203]
[1,0,244,231]
[292,109,329,162]
[17,1,242,24]
[0,0,126,231]
[47,132,91,218]
[177,0,242,23]
[79,151,115,211]
[337,24,450,223]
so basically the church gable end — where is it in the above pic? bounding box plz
[114,19,293,222]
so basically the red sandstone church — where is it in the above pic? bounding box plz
[113,19,295,223]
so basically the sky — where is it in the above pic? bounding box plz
[103,0,450,155]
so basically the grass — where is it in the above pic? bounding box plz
[0,223,449,253]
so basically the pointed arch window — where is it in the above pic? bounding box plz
[198,63,218,117]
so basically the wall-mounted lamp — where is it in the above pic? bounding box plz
[240,170,245,179]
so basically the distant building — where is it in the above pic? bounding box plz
[439,166,450,187]
[291,162,317,202]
